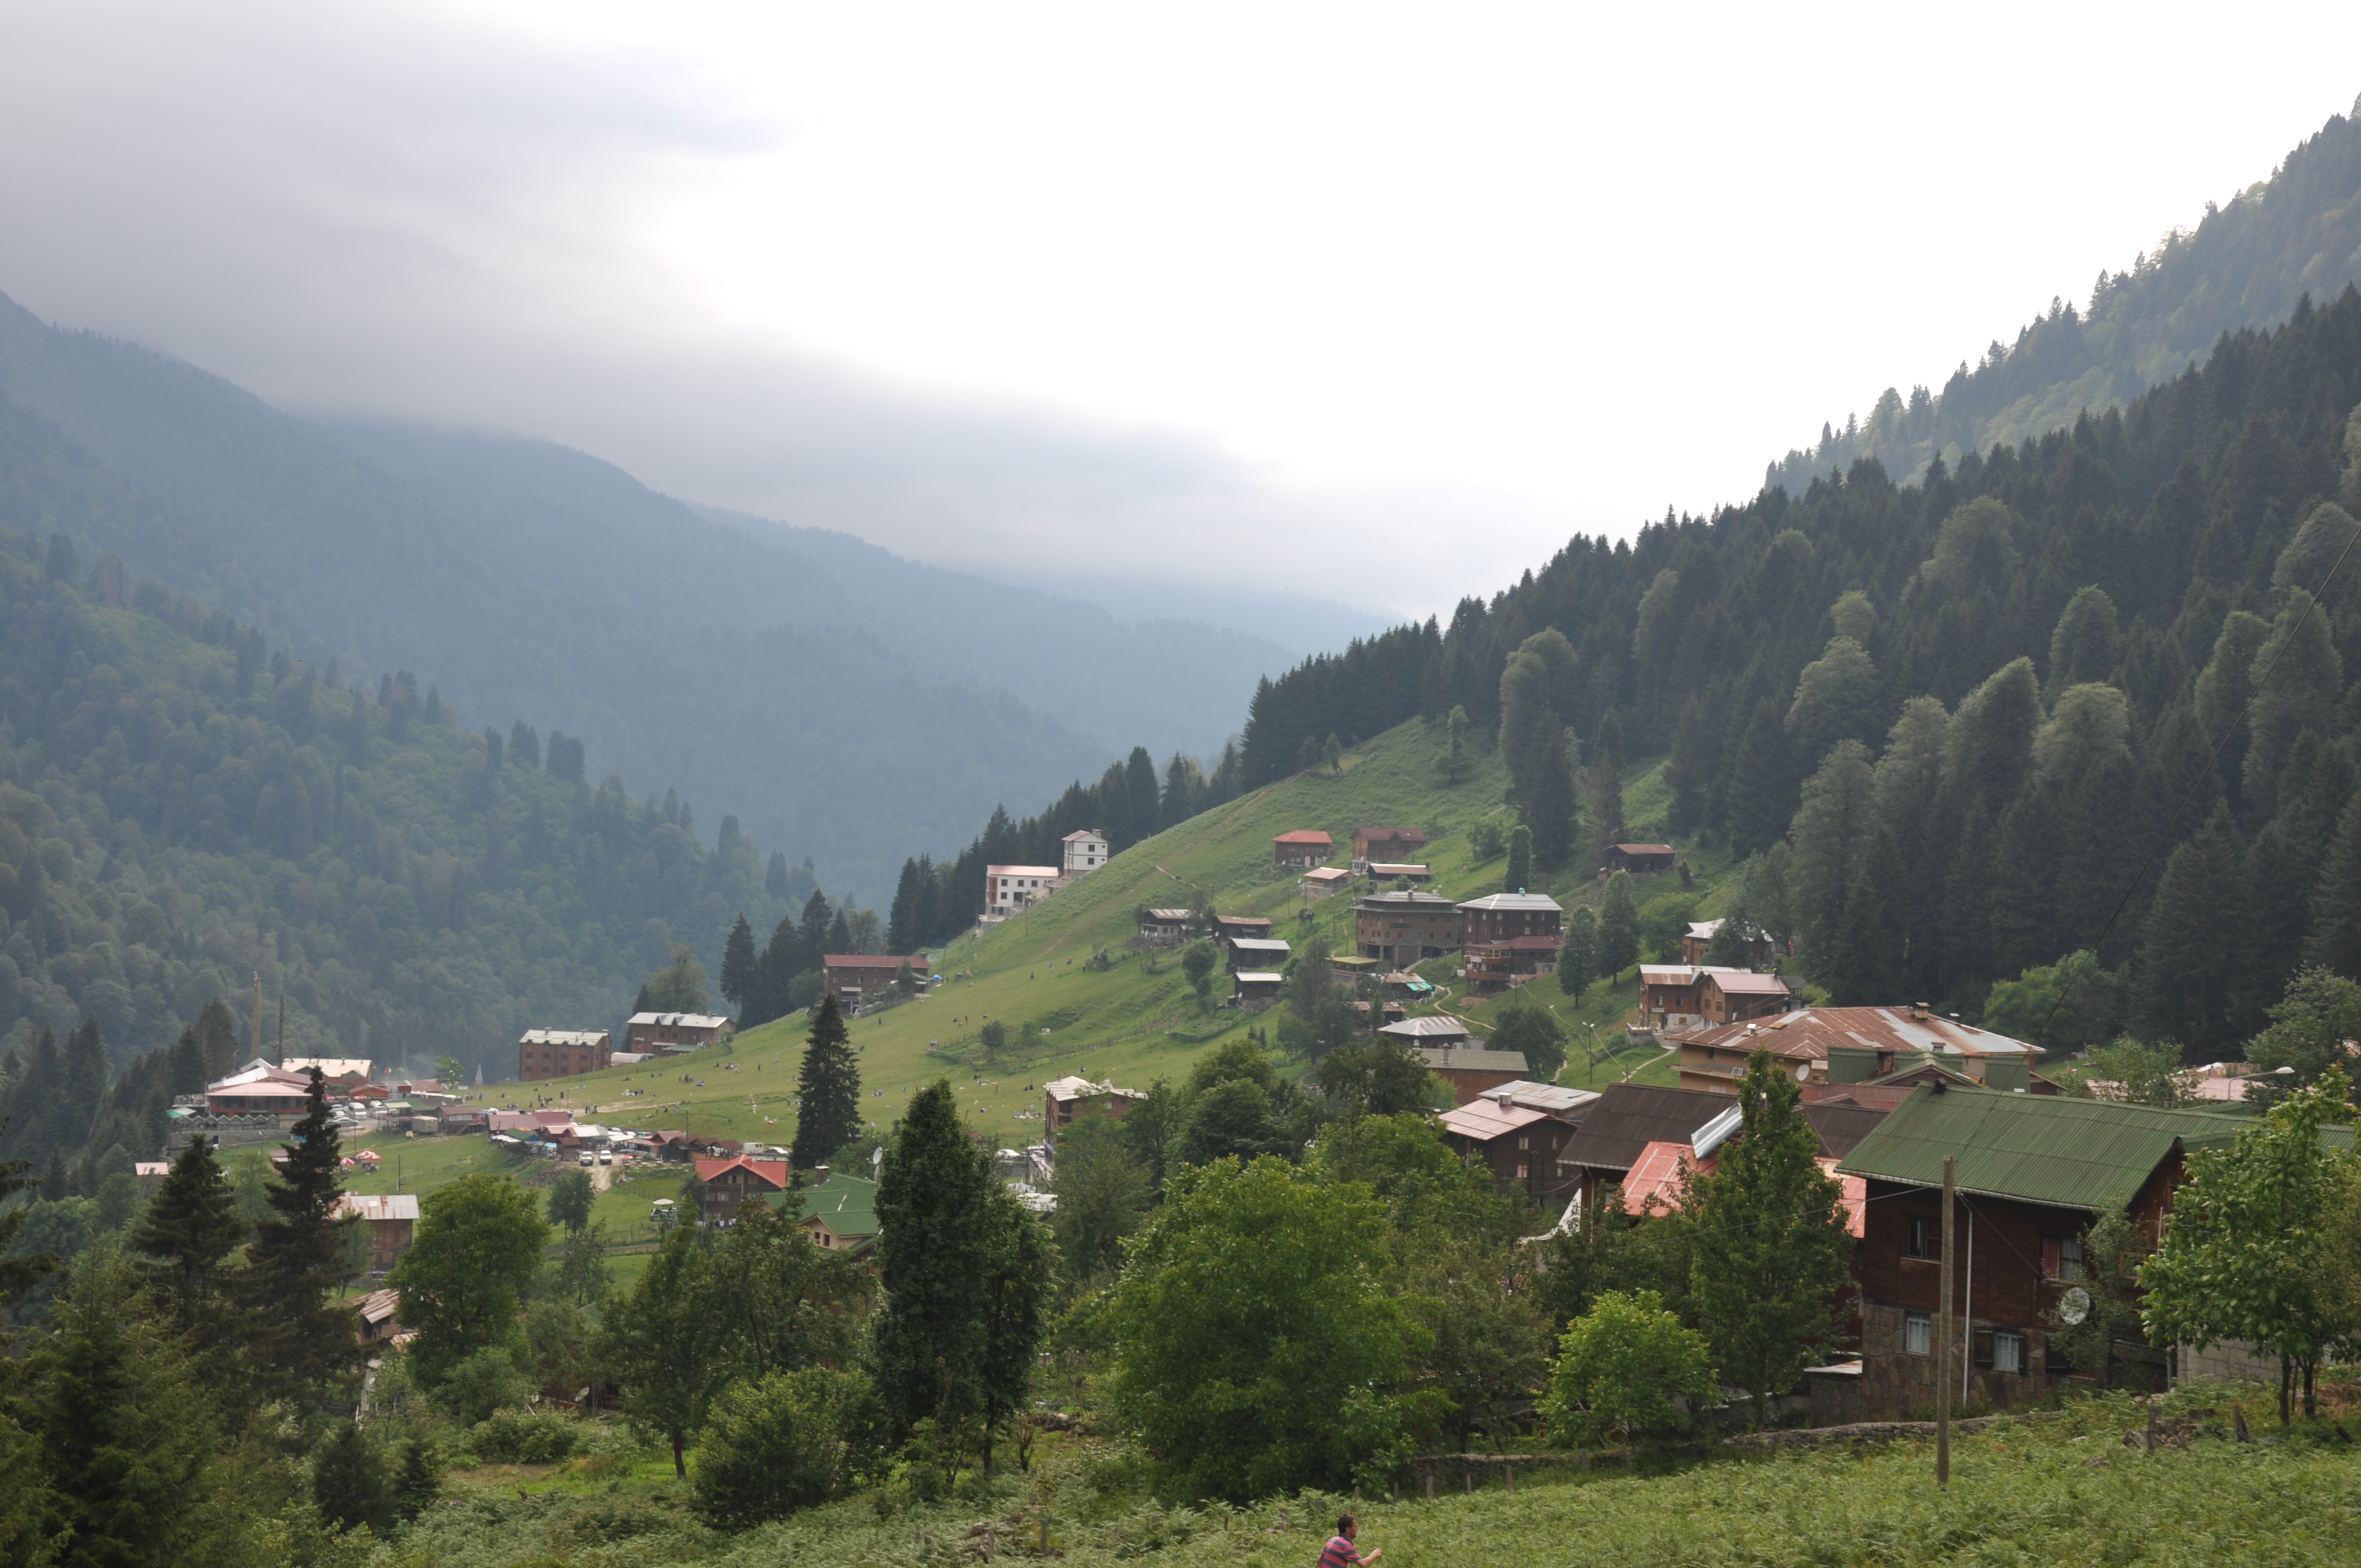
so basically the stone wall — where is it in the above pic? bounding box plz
[1836,1302,2055,1422]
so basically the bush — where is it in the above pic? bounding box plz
[472,1407,582,1464]
[429,1346,535,1426]
[693,1366,879,1529]
[1543,1289,1715,1455]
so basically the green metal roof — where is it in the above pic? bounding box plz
[797,1173,880,1239]
[1835,1087,2266,1211]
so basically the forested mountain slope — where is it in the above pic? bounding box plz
[0,516,815,1112]
[318,423,1299,768]
[0,295,1118,894]
[1770,98,2361,493]
[1240,285,2361,1053]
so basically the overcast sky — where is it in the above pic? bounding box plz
[2,1,2357,621]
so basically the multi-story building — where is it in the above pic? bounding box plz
[986,864,1063,916]
[626,1012,731,1055]
[518,1028,613,1081]
[1458,891,1564,945]
[1062,829,1109,876]
[1354,889,1461,965]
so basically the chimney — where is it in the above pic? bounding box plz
[1912,1002,1929,1020]
[813,1166,830,1186]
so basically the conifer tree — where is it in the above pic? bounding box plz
[193,995,241,1078]
[245,1069,360,1398]
[1557,905,1598,997]
[2305,792,2361,977]
[827,906,853,955]
[1684,1050,1852,1430]
[720,916,757,1014]
[131,1135,245,1335]
[1590,710,1628,867]
[2134,803,2248,1052]
[798,890,835,966]
[766,850,791,899]
[1504,825,1532,894]
[1597,872,1640,977]
[508,718,540,768]
[790,995,862,1168]
[59,1014,107,1157]
[871,1080,1043,1449]
[1724,697,1790,855]
[1517,722,1580,870]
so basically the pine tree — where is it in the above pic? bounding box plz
[719,914,757,1014]
[130,1135,245,1335]
[1320,733,1344,774]
[887,861,920,952]
[1557,905,1598,997]
[790,995,862,1168]
[40,1147,68,1201]
[1590,709,1628,867]
[1509,723,1568,870]
[245,1069,360,1398]
[193,995,241,1078]
[313,1422,397,1534]
[870,1080,1014,1439]
[1597,873,1640,977]
[798,890,835,966]
[766,850,791,899]
[2134,803,2248,1053]
[1724,697,1790,855]
[2304,792,2361,977]
[1684,1051,1853,1430]
[1504,825,1532,894]
[59,1013,108,1157]
[827,906,853,955]
[509,718,540,769]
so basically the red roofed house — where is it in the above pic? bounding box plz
[1273,830,1333,869]
[694,1156,791,1226]
[1352,827,1428,866]
[1599,843,1676,876]
[822,952,929,1008]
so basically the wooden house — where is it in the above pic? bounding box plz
[1679,918,1776,966]
[693,1155,791,1225]
[1299,867,1354,900]
[332,1193,420,1273]
[1139,908,1195,945]
[799,1169,882,1257]
[1043,1075,1139,1132]
[1825,1088,2348,1422]
[822,952,928,1007]
[1352,826,1429,867]
[1272,830,1334,869]
[1353,890,1462,965]
[1598,842,1676,876]
[627,1012,731,1054]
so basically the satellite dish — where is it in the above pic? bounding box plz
[1794,1062,1810,1082]
[2059,1286,2092,1326]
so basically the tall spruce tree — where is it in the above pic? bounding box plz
[1684,1050,1853,1430]
[2135,803,2249,1052]
[1590,709,1628,867]
[1597,872,1640,977]
[871,1080,1031,1445]
[193,995,242,1078]
[1504,825,1532,894]
[2306,792,2361,977]
[790,995,862,1168]
[130,1135,245,1336]
[244,1068,360,1398]
[719,914,757,1015]
[797,890,835,968]
[1557,905,1598,997]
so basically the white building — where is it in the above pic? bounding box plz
[986,864,1063,917]
[1062,829,1109,877]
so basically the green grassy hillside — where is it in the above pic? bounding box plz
[458,718,1745,1192]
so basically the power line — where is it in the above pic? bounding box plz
[2032,512,2361,1054]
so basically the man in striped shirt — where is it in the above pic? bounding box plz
[1319,1513,1382,1568]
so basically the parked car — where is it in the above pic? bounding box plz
[598,1150,613,1165]
[578,1152,595,1167]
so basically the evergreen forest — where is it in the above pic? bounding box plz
[1769,98,2361,492]
[1236,284,2361,1053]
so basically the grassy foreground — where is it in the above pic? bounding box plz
[378,1385,2361,1566]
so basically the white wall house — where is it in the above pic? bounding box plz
[986,864,1064,917]
[1062,829,1110,876]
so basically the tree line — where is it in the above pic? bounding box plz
[1229,285,2361,1039]
[884,741,1249,952]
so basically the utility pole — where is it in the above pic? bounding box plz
[1936,1154,1955,1486]
[252,972,264,1063]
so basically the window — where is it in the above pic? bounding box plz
[1905,1313,1932,1355]
[1993,1331,2026,1374]
[1518,1135,1530,1150]
[1906,1215,1940,1260]
[2043,1235,2085,1282]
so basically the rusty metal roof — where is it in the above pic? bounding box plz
[1834,1086,2281,1210]
[1688,1006,2034,1060]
